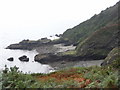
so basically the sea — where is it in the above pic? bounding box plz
[0,30,60,73]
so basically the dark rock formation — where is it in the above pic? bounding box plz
[7,57,14,61]
[6,38,52,50]
[6,37,72,50]
[55,34,62,37]
[34,53,84,64]
[19,55,29,62]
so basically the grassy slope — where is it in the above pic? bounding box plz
[61,1,119,44]
[76,24,119,59]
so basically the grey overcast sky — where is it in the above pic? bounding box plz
[0,0,119,37]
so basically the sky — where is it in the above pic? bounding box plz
[0,0,119,39]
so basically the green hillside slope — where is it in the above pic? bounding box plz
[76,24,119,59]
[60,1,119,45]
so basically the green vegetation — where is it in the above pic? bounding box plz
[76,25,119,59]
[0,71,2,90]
[61,50,76,56]
[2,64,119,89]
[61,2,119,44]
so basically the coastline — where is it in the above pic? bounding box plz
[6,39,103,71]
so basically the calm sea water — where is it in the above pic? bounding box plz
[0,31,57,73]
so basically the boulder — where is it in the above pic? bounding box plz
[7,57,14,61]
[101,47,120,67]
[55,34,62,37]
[20,58,29,62]
[61,61,66,64]
[19,55,29,62]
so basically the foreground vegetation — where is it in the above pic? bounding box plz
[0,71,2,90]
[1,64,119,89]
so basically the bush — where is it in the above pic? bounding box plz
[2,65,119,88]
[2,66,37,89]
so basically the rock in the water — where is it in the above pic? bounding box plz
[19,55,29,62]
[7,57,14,61]
[21,58,29,62]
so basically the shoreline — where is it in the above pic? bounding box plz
[31,43,104,70]
[5,39,104,71]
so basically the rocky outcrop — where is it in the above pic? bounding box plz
[34,53,83,64]
[7,57,14,61]
[55,34,62,37]
[6,37,71,50]
[101,47,120,67]
[6,38,52,50]
[19,55,29,62]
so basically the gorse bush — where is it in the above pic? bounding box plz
[2,65,37,88]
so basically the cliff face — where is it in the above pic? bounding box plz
[60,1,119,45]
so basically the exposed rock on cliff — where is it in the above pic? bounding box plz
[101,47,120,68]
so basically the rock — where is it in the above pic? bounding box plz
[19,55,27,59]
[34,54,50,61]
[101,47,120,67]
[55,34,59,37]
[7,57,14,61]
[34,53,83,64]
[6,38,52,50]
[19,55,29,62]
[55,34,62,37]
[20,58,29,62]
[61,61,66,64]
[41,37,48,40]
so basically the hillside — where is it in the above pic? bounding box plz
[76,24,119,59]
[60,1,119,45]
